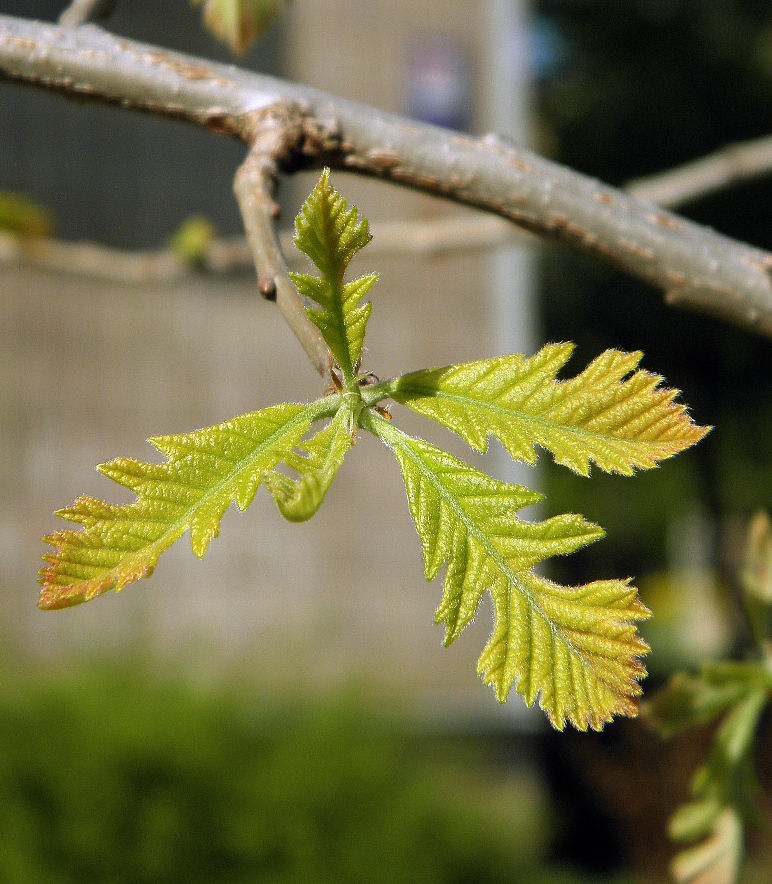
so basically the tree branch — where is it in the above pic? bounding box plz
[2,14,772,339]
[0,216,520,284]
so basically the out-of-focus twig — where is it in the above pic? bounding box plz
[0,216,522,283]
[59,0,116,26]
[627,134,772,209]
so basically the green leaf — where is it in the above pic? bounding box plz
[666,689,768,884]
[39,401,331,610]
[671,807,743,884]
[291,169,377,383]
[168,214,216,264]
[693,690,767,802]
[388,343,709,475]
[644,662,772,738]
[366,412,650,731]
[0,190,53,237]
[670,797,725,843]
[266,407,354,522]
[192,0,285,54]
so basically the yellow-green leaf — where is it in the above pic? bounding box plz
[388,343,709,475]
[367,412,650,731]
[39,401,329,610]
[291,169,377,383]
[266,406,354,522]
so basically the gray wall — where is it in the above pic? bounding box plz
[0,0,283,247]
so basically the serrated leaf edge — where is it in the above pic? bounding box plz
[388,343,710,476]
[291,169,376,381]
[39,399,333,610]
[364,409,650,731]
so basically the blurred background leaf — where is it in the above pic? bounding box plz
[0,190,53,238]
[191,0,286,55]
[0,659,613,884]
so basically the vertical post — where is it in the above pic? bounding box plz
[483,0,538,486]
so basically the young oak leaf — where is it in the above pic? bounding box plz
[39,401,330,610]
[387,342,709,476]
[266,406,354,522]
[291,169,377,383]
[367,412,650,731]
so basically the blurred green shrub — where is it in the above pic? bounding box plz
[0,662,599,883]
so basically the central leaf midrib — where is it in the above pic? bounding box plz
[379,420,581,664]
[92,401,332,582]
[398,382,645,449]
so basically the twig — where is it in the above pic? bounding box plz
[233,103,329,377]
[2,15,772,342]
[0,216,522,283]
[59,0,116,27]
[627,134,772,209]
[0,231,186,281]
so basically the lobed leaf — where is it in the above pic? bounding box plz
[368,413,650,731]
[39,402,328,610]
[266,407,354,522]
[388,342,709,475]
[291,169,377,382]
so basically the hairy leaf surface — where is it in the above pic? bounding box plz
[388,342,709,475]
[39,402,328,610]
[266,407,354,522]
[368,413,650,730]
[291,169,377,382]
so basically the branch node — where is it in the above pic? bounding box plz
[258,277,277,301]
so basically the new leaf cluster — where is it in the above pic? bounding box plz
[39,170,709,731]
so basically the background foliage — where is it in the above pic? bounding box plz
[0,661,605,884]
